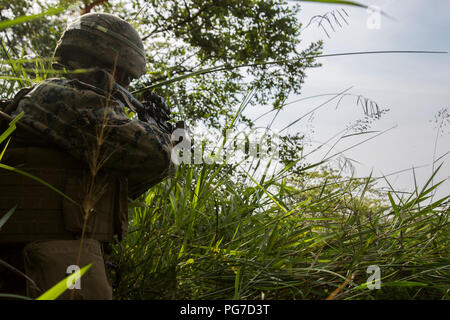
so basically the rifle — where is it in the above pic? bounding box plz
[92,69,182,135]
[115,82,174,134]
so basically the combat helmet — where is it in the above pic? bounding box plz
[53,13,146,81]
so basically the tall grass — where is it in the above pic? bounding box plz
[108,123,449,300]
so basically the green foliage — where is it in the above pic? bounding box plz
[0,0,67,57]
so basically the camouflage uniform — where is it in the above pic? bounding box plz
[12,73,173,189]
[0,13,174,299]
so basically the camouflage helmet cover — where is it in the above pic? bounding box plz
[54,13,146,80]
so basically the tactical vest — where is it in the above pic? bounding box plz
[0,129,129,244]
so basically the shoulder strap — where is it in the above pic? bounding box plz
[3,87,34,114]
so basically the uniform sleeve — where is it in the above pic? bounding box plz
[14,78,175,198]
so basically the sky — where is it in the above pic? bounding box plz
[244,0,450,200]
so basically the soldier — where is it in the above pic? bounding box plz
[0,13,174,299]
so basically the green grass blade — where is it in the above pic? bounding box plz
[0,293,32,300]
[387,192,399,216]
[0,111,24,145]
[0,163,79,206]
[242,168,288,213]
[132,52,445,94]
[0,5,71,30]
[0,137,11,161]
[192,170,202,209]
[341,131,379,139]
[381,281,429,288]
[0,206,16,229]
[36,264,92,300]
[295,0,396,19]
[234,268,241,300]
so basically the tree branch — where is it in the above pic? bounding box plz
[83,0,110,14]
[143,4,211,40]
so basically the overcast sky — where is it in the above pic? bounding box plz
[244,0,450,200]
